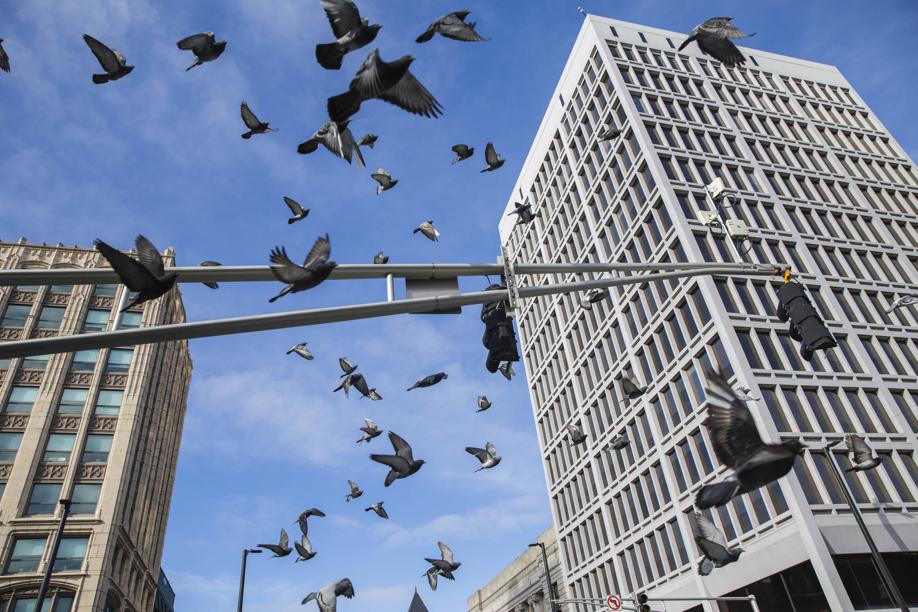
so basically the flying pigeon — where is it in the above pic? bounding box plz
[296,508,326,537]
[451,144,474,164]
[301,578,355,611]
[351,373,382,400]
[416,11,486,43]
[0,39,10,73]
[407,372,448,391]
[83,34,133,84]
[844,434,882,472]
[567,423,587,445]
[339,357,359,377]
[621,376,646,400]
[287,342,314,360]
[508,202,537,225]
[370,431,425,486]
[608,434,630,451]
[677,18,754,69]
[346,479,363,501]
[358,133,378,148]
[498,362,515,380]
[423,542,460,591]
[95,236,176,312]
[257,528,292,557]
[297,120,365,166]
[327,49,443,123]
[886,294,918,313]
[267,235,336,303]
[480,142,505,173]
[315,0,381,70]
[466,442,501,471]
[580,288,609,309]
[199,260,221,289]
[176,32,226,71]
[695,367,805,509]
[373,252,389,264]
[294,534,317,562]
[283,196,310,224]
[365,501,389,519]
[413,221,440,242]
[598,125,621,141]
[240,102,276,139]
[356,418,381,444]
[694,513,743,575]
[371,168,398,194]
[334,375,353,397]
[476,396,491,412]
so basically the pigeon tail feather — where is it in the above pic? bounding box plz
[695,480,739,509]
[186,59,201,71]
[327,90,363,123]
[92,73,110,84]
[241,131,253,139]
[315,42,344,70]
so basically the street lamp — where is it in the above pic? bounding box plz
[34,499,72,612]
[237,548,262,612]
[528,543,560,612]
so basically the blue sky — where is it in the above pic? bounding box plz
[2,1,917,610]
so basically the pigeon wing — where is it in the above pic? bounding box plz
[439,22,485,42]
[134,235,166,277]
[302,234,331,269]
[565,423,582,437]
[177,33,211,52]
[699,17,751,39]
[466,447,489,463]
[348,480,360,494]
[349,50,386,98]
[703,368,764,468]
[340,357,356,373]
[269,246,307,283]
[484,142,498,166]
[438,541,454,564]
[283,196,305,216]
[0,41,10,73]
[278,528,289,548]
[378,505,389,519]
[694,513,728,548]
[321,0,363,39]
[338,123,366,167]
[363,417,377,429]
[371,168,390,184]
[846,434,873,464]
[452,144,470,156]
[83,34,121,72]
[377,70,443,118]
[485,441,498,457]
[696,35,746,68]
[388,431,415,462]
[369,453,410,472]
[240,102,261,129]
[94,240,157,291]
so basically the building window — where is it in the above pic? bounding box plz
[0,432,23,461]
[22,354,50,370]
[82,435,112,463]
[12,594,74,612]
[105,349,133,374]
[5,387,38,413]
[119,311,142,329]
[2,304,32,328]
[70,483,102,515]
[43,434,76,463]
[834,553,918,608]
[49,285,73,295]
[0,357,9,370]
[36,306,66,330]
[26,483,63,515]
[94,390,123,416]
[5,537,47,573]
[57,388,88,414]
[53,537,89,572]
[82,309,109,333]
[93,284,117,297]
[69,350,98,372]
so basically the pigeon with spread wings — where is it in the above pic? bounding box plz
[176,32,226,71]
[315,0,381,70]
[257,528,291,557]
[297,121,365,167]
[451,144,474,164]
[83,34,133,84]
[844,434,882,472]
[370,431,425,486]
[356,418,381,444]
[480,142,504,172]
[416,11,487,43]
[466,442,501,472]
[267,235,336,303]
[677,17,754,69]
[694,513,743,575]
[240,102,276,139]
[95,236,176,311]
[301,578,355,611]
[283,196,309,224]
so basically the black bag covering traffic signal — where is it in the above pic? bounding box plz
[481,284,520,373]
[636,592,650,612]
[776,282,836,361]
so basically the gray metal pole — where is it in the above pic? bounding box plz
[34,499,72,612]
[821,444,908,611]
[385,273,394,302]
[237,548,261,612]
[529,542,560,612]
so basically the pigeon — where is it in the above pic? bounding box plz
[295,535,317,562]
[373,252,389,264]
[176,32,226,71]
[416,11,486,43]
[327,49,443,123]
[283,196,310,224]
[297,121,365,166]
[287,342,315,360]
[425,567,441,591]
[199,260,221,289]
[407,372,448,391]
[451,144,474,164]
[334,375,353,397]
[580,288,609,309]
[498,362,515,380]
[480,143,505,173]
[567,423,587,445]
[508,202,537,225]
[257,528,292,557]
[694,513,743,575]
[370,431,425,486]
[371,168,398,194]
[886,294,918,313]
[695,367,805,509]
[0,39,10,73]
[296,508,326,537]
[315,0,382,70]
[608,434,630,451]
[621,376,646,400]
[413,221,440,242]
[358,133,378,148]
[267,235,336,303]
[844,434,882,472]
[423,542,460,591]
[365,502,388,519]
[598,125,621,141]
[356,418,381,444]
[677,18,754,69]
[83,34,133,84]
[466,442,501,471]
[476,396,491,412]
[351,373,382,400]
[95,236,176,312]
[339,357,359,377]
[240,102,276,139]
[346,479,363,501]
[301,578,355,611]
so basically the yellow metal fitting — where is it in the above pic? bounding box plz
[783,268,793,283]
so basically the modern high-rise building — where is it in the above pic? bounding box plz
[0,238,192,612]
[500,15,918,612]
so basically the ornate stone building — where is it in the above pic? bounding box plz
[0,238,192,611]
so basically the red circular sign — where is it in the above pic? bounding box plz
[607,595,622,610]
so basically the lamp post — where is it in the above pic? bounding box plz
[528,542,560,612]
[237,548,262,612]
[821,441,908,612]
[34,498,72,612]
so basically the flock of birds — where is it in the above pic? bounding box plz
[4,5,908,609]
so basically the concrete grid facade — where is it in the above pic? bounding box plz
[498,16,918,612]
[0,239,192,612]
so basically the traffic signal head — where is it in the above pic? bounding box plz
[480,285,520,373]
[636,592,650,612]
[776,283,836,361]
